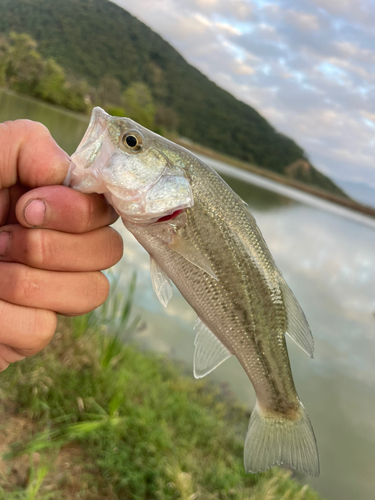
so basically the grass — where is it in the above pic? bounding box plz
[0,275,325,500]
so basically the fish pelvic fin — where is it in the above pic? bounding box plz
[244,400,319,477]
[193,318,232,378]
[279,278,314,358]
[150,256,173,307]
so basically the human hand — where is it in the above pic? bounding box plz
[0,120,123,371]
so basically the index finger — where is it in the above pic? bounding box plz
[0,120,70,189]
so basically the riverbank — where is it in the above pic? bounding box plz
[176,138,375,219]
[0,297,324,499]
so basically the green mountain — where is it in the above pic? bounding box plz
[0,0,346,197]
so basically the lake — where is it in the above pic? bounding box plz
[1,89,375,500]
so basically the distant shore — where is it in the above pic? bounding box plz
[177,138,375,219]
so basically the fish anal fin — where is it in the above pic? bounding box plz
[193,318,232,378]
[280,278,314,358]
[244,400,319,477]
[150,256,173,307]
[168,233,219,281]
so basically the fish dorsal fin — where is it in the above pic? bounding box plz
[150,256,173,307]
[168,233,219,281]
[193,318,232,379]
[239,195,248,206]
[279,278,314,358]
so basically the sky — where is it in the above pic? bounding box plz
[112,0,375,190]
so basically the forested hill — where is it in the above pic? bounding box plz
[0,0,346,197]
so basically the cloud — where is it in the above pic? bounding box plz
[112,0,375,188]
[286,10,321,31]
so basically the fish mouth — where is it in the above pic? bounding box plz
[155,209,185,223]
[78,107,110,152]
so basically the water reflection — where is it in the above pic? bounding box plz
[228,174,293,211]
[0,90,88,155]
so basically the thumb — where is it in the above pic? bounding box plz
[0,119,70,190]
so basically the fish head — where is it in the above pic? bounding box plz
[66,107,193,224]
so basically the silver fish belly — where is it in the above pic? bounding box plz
[65,107,319,477]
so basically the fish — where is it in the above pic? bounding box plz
[64,107,319,477]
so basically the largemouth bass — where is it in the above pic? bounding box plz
[64,107,319,476]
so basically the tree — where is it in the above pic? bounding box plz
[155,106,179,133]
[122,82,155,129]
[97,76,122,107]
[5,32,43,94]
[36,58,66,105]
[63,76,90,112]
[0,31,89,112]
[0,35,9,86]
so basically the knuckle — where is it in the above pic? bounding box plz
[0,122,17,186]
[111,228,124,261]
[86,272,109,311]
[11,265,40,304]
[29,309,57,349]
[0,120,52,189]
[74,198,94,234]
[21,120,50,139]
[78,211,92,233]
[85,195,100,232]
[23,229,48,268]
[0,121,13,141]
[104,228,123,268]
[73,195,112,234]
[0,358,10,372]
[2,120,50,146]
[0,345,25,364]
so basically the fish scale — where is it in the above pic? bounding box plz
[65,106,319,477]
[128,162,299,415]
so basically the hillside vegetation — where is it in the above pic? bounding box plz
[0,0,346,197]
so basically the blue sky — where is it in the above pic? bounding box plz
[112,0,375,189]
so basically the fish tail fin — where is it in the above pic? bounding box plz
[244,400,319,477]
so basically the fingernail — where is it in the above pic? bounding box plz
[0,231,10,256]
[24,199,46,227]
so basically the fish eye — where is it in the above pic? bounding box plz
[121,131,143,152]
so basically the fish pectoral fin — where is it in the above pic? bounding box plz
[193,318,232,378]
[279,278,314,358]
[168,234,219,281]
[150,256,173,308]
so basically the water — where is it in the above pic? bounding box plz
[1,89,375,500]
[332,177,375,211]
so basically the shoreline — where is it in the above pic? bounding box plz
[176,138,375,219]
